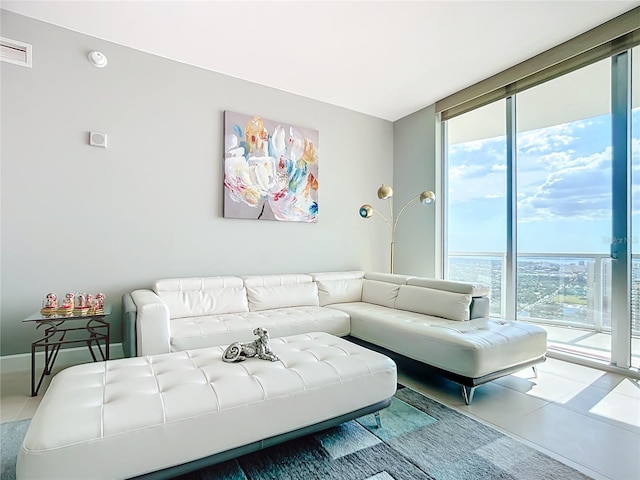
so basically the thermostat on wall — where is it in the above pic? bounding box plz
[89,131,107,148]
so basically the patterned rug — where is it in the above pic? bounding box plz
[0,386,592,480]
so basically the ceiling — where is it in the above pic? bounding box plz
[2,0,639,121]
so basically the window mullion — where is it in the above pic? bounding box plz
[610,51,632,368]
[505,96,518,319]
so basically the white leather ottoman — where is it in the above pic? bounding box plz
[17,332,397,480]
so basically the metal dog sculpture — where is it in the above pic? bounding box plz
[222,327,280,363]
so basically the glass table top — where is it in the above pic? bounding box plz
[23,305,112,322]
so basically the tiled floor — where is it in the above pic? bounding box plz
[0,364,64,423]
[1,358,639,480]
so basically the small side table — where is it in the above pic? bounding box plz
[23,306,112,396]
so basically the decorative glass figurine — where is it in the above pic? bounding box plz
[58,293,74,315]
[95,293,105,313]
[73,292,89,316]
[40,293,58,315]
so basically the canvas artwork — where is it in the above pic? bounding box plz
[223,111,319,222]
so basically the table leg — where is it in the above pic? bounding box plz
[106,321,110,360]
[31,320,64,396]
[31,343,36,397]
[87,336,98,362]
[86,317,110,361]
[44,326,50,374]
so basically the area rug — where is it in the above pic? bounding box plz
[0,387,592,480]
[0,419,29,480]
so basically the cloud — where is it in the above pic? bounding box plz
[538,150,575,169]
[448,111,640,220]
[518,150,611,221]
[633,137,640,158]
[448,137,506,182]
[448,162,497,181]
[449,138,487,154]
[518,124,577,154]
[448,164,470,180]
[518,134,640,222]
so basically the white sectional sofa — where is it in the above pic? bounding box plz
[123,271,547,403]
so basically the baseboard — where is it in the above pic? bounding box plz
[0,343,124,374]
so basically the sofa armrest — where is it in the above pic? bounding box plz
[129,289,171,356]
[121,293,138,357]
[469,297,490,319]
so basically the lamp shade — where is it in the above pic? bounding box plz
[359,204,374,218]
[419,191,436,205]
[377,185,393,200]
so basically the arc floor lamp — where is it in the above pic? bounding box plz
[359,184,436,274]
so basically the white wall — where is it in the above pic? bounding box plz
[392,105,438,277]
[0,11,394,355]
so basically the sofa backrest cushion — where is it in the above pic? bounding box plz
[153,277,248,319]
[395,284,472,321]
[243,274,319,311]
[364,272,414,284]
[361,272,412,308]
[406,277,490,297]
[311,271,364,306]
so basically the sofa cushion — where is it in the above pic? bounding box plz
[334,302,547,378]
[170,306,351,351]
[407,277,490,297]
[312,271,364,306]
[364,272,413,284]
[153,277,248,319]
[242,274,319,311]
[361,280,401,308]
[242,274,314,287]
[395,284,471,321]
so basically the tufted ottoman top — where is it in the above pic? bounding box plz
[18,332,397,480]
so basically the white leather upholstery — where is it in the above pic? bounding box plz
[361,280,400,308]
[131,289,171,356]
[154,276,248,319]
[395,285,472,321]
[333,302,547,378]
[170,306,351,351]
[242,274,319,311]
[360,271,414,308]
[312,271,364,306]
[17,333,397,480]
[245,283,319,311]
[127,271,545,394]
[406,277,490,297]
[364,272,413,284]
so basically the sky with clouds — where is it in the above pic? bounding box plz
[448,111,640,254]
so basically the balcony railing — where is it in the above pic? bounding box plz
[447,252,640,336]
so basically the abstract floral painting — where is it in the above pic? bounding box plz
[223,111,319,222]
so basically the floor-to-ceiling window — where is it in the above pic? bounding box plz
[446,101,506,316]
[515,59,613,361]
[444,44,639,372]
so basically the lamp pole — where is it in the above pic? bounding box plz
[359,185,435,274]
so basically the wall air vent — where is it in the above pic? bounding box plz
[1,37,32,68]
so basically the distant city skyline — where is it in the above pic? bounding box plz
[447,110,640,254]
